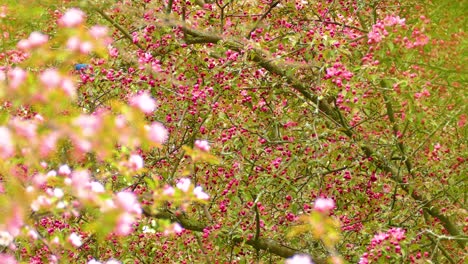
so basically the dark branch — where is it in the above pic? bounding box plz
[142,208,325,262]
[158,16,465,249]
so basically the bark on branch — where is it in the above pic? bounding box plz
[174,20,465,247]
[170,20,346,129]
[142,208,326,262]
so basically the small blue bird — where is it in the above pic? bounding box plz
[74,64,89,71]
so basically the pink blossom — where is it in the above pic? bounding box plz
[164,223,184,235]
[313,198,335,212]
[80,41,93,54]
[70,170,90,190]
[173,223,183,234]
[27,228,38,240]
[89,181,105,193]
[286,254,314,264]
[358,255,369,264]
[30,195,52,211]
[0,231,14,246]
[59,8,85,27]
[7,67,27,89]
[115,213,134,236]
[128,154,144,170]
[115,192,141,214]
[66,36,81,51]
[61,78,76,98]
[5,205,23,237]
[0,127,14,158]
[74,114,101,136]
[0,254,17,264]
[193,186,210,200]
[53,188,64,198]
[388,227,406,241]
[0,6,7,18]
[176,178,191,192]
[108,46,119,57]
[40,69,62,88]
[28,32,48,47]
[115,115,126,128]
[383,15,406,26]
[162,185,175,196]
[89,25,108,39]
[16,39,31,50]
[194,139,210,152]
[0,69,5,82]
[58,165,71,175]
[147,122,169,144]
[130,91,156,113]
[10,118,37,138]
[39,131,59,157]
[68,232,82,247]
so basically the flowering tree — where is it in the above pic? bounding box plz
[0,0,466,263]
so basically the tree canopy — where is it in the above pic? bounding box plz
[0,0,466,263]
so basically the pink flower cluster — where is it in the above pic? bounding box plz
[114,191,142,236]
[404,29,429,48]
[359,228,406,264]
[368,15,405,44]
[6,67,27,90]
[176,178,210,200]
[17,31,48,51]
[58,8,85,28]
[146,122,169,144]
[130,91,157,114]
[40,68,76,97]
[324,63,353,87]
[0,126,14,158]
[194,139,210,152]
[66,36,93,54]
[313,198,335,213]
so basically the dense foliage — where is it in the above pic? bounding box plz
[0,0,466,263]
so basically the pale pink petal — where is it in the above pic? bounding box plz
[59,8,85,27]
[0,253,17,264]
[0,126,14,158]
[147,122,168,144]
[17,39,31,50]
[40,69,62,88]
[313,198,335,212]
[115,192,141,214]
[115,213,134,236]
[176,178,191,192]
[79,42,93,54]
[68,232,82,247]
[61,78,76,98]
[193,186,209,200]
[129,91,156,114]
[28,32,48,47]
[89,26,108,39]
[58,164,71,175]
[66,36,81,51]
[7,67,27,90]
[128,154,144,170]
[195,139,210,152]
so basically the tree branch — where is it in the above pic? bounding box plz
[91,3,145,51]
[246,0,281,39]
[142,208,326,262]
[159,16,465,249]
